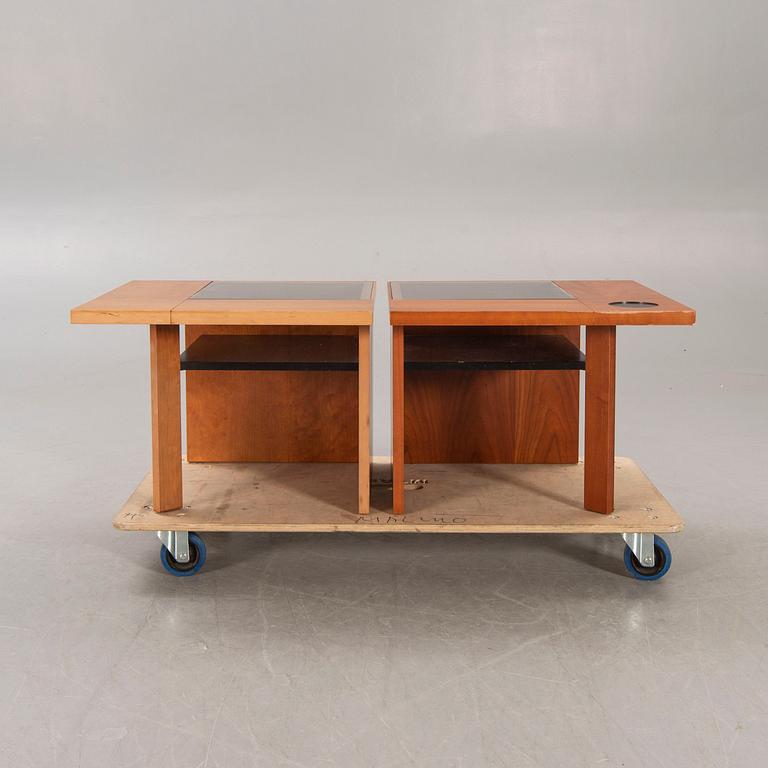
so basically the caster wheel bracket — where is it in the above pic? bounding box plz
[157,530,189,563]
[622,532,655,569]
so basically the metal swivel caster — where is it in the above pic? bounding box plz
[622,533,671,581]
[158,531,207,576]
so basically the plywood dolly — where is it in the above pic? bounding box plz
[109,454,682,579]
[151,498,671,581]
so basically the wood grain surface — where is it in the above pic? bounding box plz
[389,280,695,326]
[71,280,209,324]
[186,369,358,462]
[149,325,183,511]
[390,299,594,327]
[171,294,374,326]
[71,280,375,325]
[555,280,696,325]
[358,326,371,514]
[584,325,617,513]
[392,326,406,514]
[185,325,360,463]
[404,369,580,464]
[402,326,580,465]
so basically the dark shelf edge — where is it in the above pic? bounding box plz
[403,332,585,371]
[180,358,358,372]
[405,359,585,371]
[180,333,359,372]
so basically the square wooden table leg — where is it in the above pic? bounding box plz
[584,325,616,513]
[392,325,405,515]
[358,325,371,514]
[150,325,183,512]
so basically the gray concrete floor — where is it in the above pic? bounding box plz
[1,359,767,767]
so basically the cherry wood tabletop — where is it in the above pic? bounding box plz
[71,280,375,325]
[70,280,210,324]
[388,280,695,326]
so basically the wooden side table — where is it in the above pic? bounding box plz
[72,280,375,516]
[389,280,695,516]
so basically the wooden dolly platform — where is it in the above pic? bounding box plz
[112,457,681,579]
[115,457,681,534]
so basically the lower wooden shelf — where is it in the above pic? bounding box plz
[114,457,683,534]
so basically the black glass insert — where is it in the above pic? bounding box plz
[191,281,368,300]
[394,281,573,301]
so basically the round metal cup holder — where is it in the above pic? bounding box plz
[608,300,659,308]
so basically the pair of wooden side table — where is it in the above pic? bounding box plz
[71,279,695,579]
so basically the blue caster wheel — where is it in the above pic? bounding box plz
[160,532,206,577]
[623,535,671,581]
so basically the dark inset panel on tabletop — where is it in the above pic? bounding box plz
[190,281,369,301]
[393,281,574,301]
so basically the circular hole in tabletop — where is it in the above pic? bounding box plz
[608,300,659,308]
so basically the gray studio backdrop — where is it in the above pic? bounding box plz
[2,1,766,477]
[4,5,768,766]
